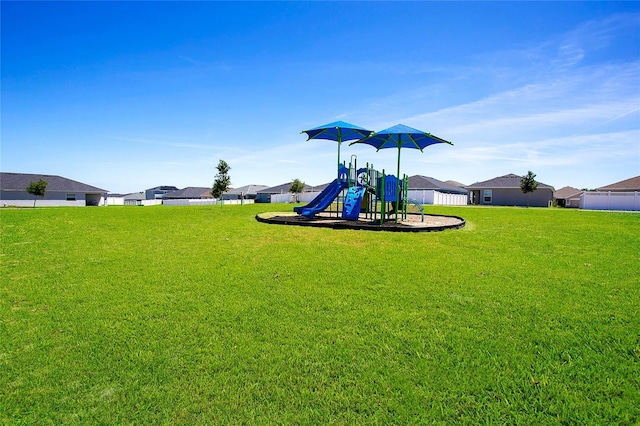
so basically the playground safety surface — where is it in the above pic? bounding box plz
[256,212,465,232]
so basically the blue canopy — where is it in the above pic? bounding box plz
[302,121,373,142]
[351,124,453,152]
[350,124,453,220]
[301,121,373,166]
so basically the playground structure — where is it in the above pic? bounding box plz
[291,121,455,226]
[294,157,419,224]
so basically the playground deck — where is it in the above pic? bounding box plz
[256,212,465,232]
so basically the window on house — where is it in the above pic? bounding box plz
[483,190,492,203]
[66,193,76,201]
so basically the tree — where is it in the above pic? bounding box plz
[211,160,231,199]
[26,179,48,207]
[289,178,306,203]
[520,170,538,207]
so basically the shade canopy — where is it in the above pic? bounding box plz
[351,124,453,220]
[301,121,373,166]
[351,124,453,152]
[302,121,373,143]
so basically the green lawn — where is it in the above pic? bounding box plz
[1,204,638,424]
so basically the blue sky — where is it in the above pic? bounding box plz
[2,2,639,193]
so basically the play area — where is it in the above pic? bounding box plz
[257,121,466,232]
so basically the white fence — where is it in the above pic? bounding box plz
[2,199,87,207]
[127,199,163,206]
[580,191,640,211]
[271,192,320,204]
[407,190,468,206]
[271,190,467,206]
[163,199,254,206]
[105,197,162,206]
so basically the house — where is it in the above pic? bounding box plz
[221,184,269,201]
[255,182,328,203]
[407,176,467,194]
[106,192,144,206]
[595,175,640,192]
[145,186,178,200]
[580,175,640,211]
[406,175,468,205]
[466,173,554,207]
[0,172,107,207]
[163,187,213,199]
[554,186,583,208]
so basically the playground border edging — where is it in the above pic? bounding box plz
[256,212,466,232]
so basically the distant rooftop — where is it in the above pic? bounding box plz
[0,172,107,193]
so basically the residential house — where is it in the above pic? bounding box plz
[145,186,178,200]
[554,186,583,208]
[0,172,107,207]
[106,192,144,206]
[256,182,328,203]
[222,184,269,201]
[580,175,640,211]
[444,180,466,189]
[466,173,554,207]
[163,187,213,199]
[595,175,640,192]
[406,175,468,205]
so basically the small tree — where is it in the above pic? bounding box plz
[520,170,538,207]
[212,160,231,199]
[26,179,48,207]
[289,178,306,203]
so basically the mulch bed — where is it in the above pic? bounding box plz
[256,211,465,232]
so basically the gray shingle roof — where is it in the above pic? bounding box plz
[163,187,212,199]
[445,180,466,188]
[257,182,293,194]
[146,185,178,192]
[0,172,107,193]
[407,175,467,194]
[257,181,329,194]
[554,186,583,199]
[225,185,270,196]
[124,192,145,201]
[466,173,554,190]
[596,175,640,191]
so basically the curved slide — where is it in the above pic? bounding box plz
[295,179,348,218]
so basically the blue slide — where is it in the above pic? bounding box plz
[342,186,366,220]
[295,179,348,218]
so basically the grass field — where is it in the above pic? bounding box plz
[1,204,639,424]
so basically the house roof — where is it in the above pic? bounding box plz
[124,192,145,201]
[257,182,293,194]
[163,187,212,199]
[257,182,324,194]
[466,173,554,190]
[596,175,640,191]
[445,180,466,188]
[225,184,270,196]
[0,172,107,193]
[146,185,178,192]
[407,175,467,194]
[554,186,583,199]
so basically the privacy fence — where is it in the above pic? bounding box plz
[271,190,467,206]
[163,199,254,206]
[580,192,640,211]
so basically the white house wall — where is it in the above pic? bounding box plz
[580,192,640,211]
[1,191,104,207]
